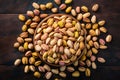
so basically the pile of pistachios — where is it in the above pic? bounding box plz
[14,0,112,79]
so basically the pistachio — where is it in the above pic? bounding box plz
[65,0,72,4]
[92,4,99,12]
[29,65,35,72]
[97,57,106,63]
[71,9,77,16]
[65,6,72,13]
[77,13,82,21]
[25,51,32,57]
[28,43,34,49]
[46,2,53,9]
[72,71,80,77]
[34,71,41,78]
[67,40,73,48]
[14,42,20,48]
[28,28,35,34]
[60,66,66,71]
[78,67,86,72]
[22,57,28,64]
[34,61,41,66]
[92,48,98,54]
[18,14,26,21]
[18,46,25,52]
[32,2,39,9]
[85,68,91,77]
[92,62,97,69]
[20,32,28,38]
[40,4,46,10]
[22,25,27,32]
[30,22,38,28]
[59,72,66,78]
[27,11,34,17]
[99,27,107,33]
[54,0,61,5]
[29,57,35,64]
[14,59,21,66]
[43,64,51,71]
[81,6,88,12]
[33,9,40,15]
[38,66,45,72]
[67,67,75,72]
[76,6,80,13]
[106,34,112,42]
[59,4,67,10]
[25,19,32,25]
[40,14,48,18]
[86,59,91,67]
[51,8,58,13]
[90,55,96,62]
[98,20,105,26]
[51,69,59,74]
[24,65,29,73]
[45,72,52,79]
[83,12,90,18]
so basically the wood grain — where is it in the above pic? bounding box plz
[0,0,120,80]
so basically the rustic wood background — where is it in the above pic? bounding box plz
[0,0,120,80]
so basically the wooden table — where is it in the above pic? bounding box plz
[0,0,120,80]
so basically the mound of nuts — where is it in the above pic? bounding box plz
[13,0,113,79]
[34,14,86,66]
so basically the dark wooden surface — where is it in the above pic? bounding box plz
[0,0,120,80]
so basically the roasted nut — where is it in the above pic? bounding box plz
[45,72,52,79]
[46,2,53,9]
[34,61,41,66]
[20,32,28,38]
[65,6,72,13]
[27,11,34,17]
[18,46,25,52]
[51,8,58,13]
[65,0,72,4]
[71,9,77,16]
[76,6,80,13]
[91,15,96,23]
[23,42,28,50]
[29,57,35,64]
[54,0,61,5]
[59,4,67,10]
[92,62,97,69]
[29,65,35,72]
[32,2,39,9]
[40,4,46,10]
[92,4,99,12]
[98,20,105,26]
[33,9,40,15]
[59,72,66,78]
[25,19,32,25]
[14,59,21,66]
[22,25,27,32]
[32,16,40,22]
[85,68,91,77]
[72,71,80,77]
[18,14,26,21]
[14,42,20,48]
[22,57,28,64]
[24,65,29,73]
[34,71,41,78]
[17,37,24,44]
[28,28,35,34]
[106,34,112,42]
[81,6,88,12]
[97,57,106,63]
